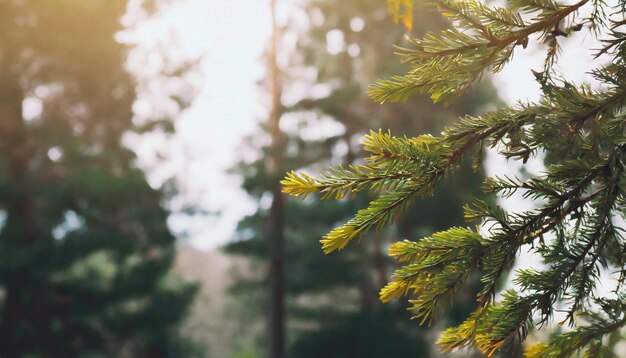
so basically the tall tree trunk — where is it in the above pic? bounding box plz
[266,1,285,357]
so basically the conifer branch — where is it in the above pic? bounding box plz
[525,299,626,357]
[283,0,626,355]
[370,0,590,103]
[381,228,484,322]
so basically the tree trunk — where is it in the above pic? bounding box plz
[266,1,286,357]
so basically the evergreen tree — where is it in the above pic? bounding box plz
[283,0,626,356]
[227,0,498,356]
[0,1,198,355]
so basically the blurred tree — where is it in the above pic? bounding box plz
[0,1,198,356]
[265,0,287,357]
[284,0,626,357]
[226,0,500,357]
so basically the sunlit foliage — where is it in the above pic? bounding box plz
[283,0,626,356]
[388,0,414,30]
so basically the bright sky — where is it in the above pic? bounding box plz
[127,0,275,250]
[129,0,605,251]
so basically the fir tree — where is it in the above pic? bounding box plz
[283,0,626,356]
[0,1,198,355]
[227,0,498,356]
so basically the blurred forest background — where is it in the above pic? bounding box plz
[0,0,509,357]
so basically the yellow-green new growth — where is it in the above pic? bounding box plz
[388,0,414,31]
[282,130,452,253]
[283,0,626,356]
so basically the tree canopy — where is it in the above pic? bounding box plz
[283,0,626,356]
[0,1,198,355]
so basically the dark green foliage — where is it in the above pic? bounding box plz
[0,1,198,355]
[287,309,427,358]
[283,0,626,356]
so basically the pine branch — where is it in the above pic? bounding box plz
[525,299,626,358]
[381,228,484,322]
[370,0,590,103]
[284,0,626,356]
